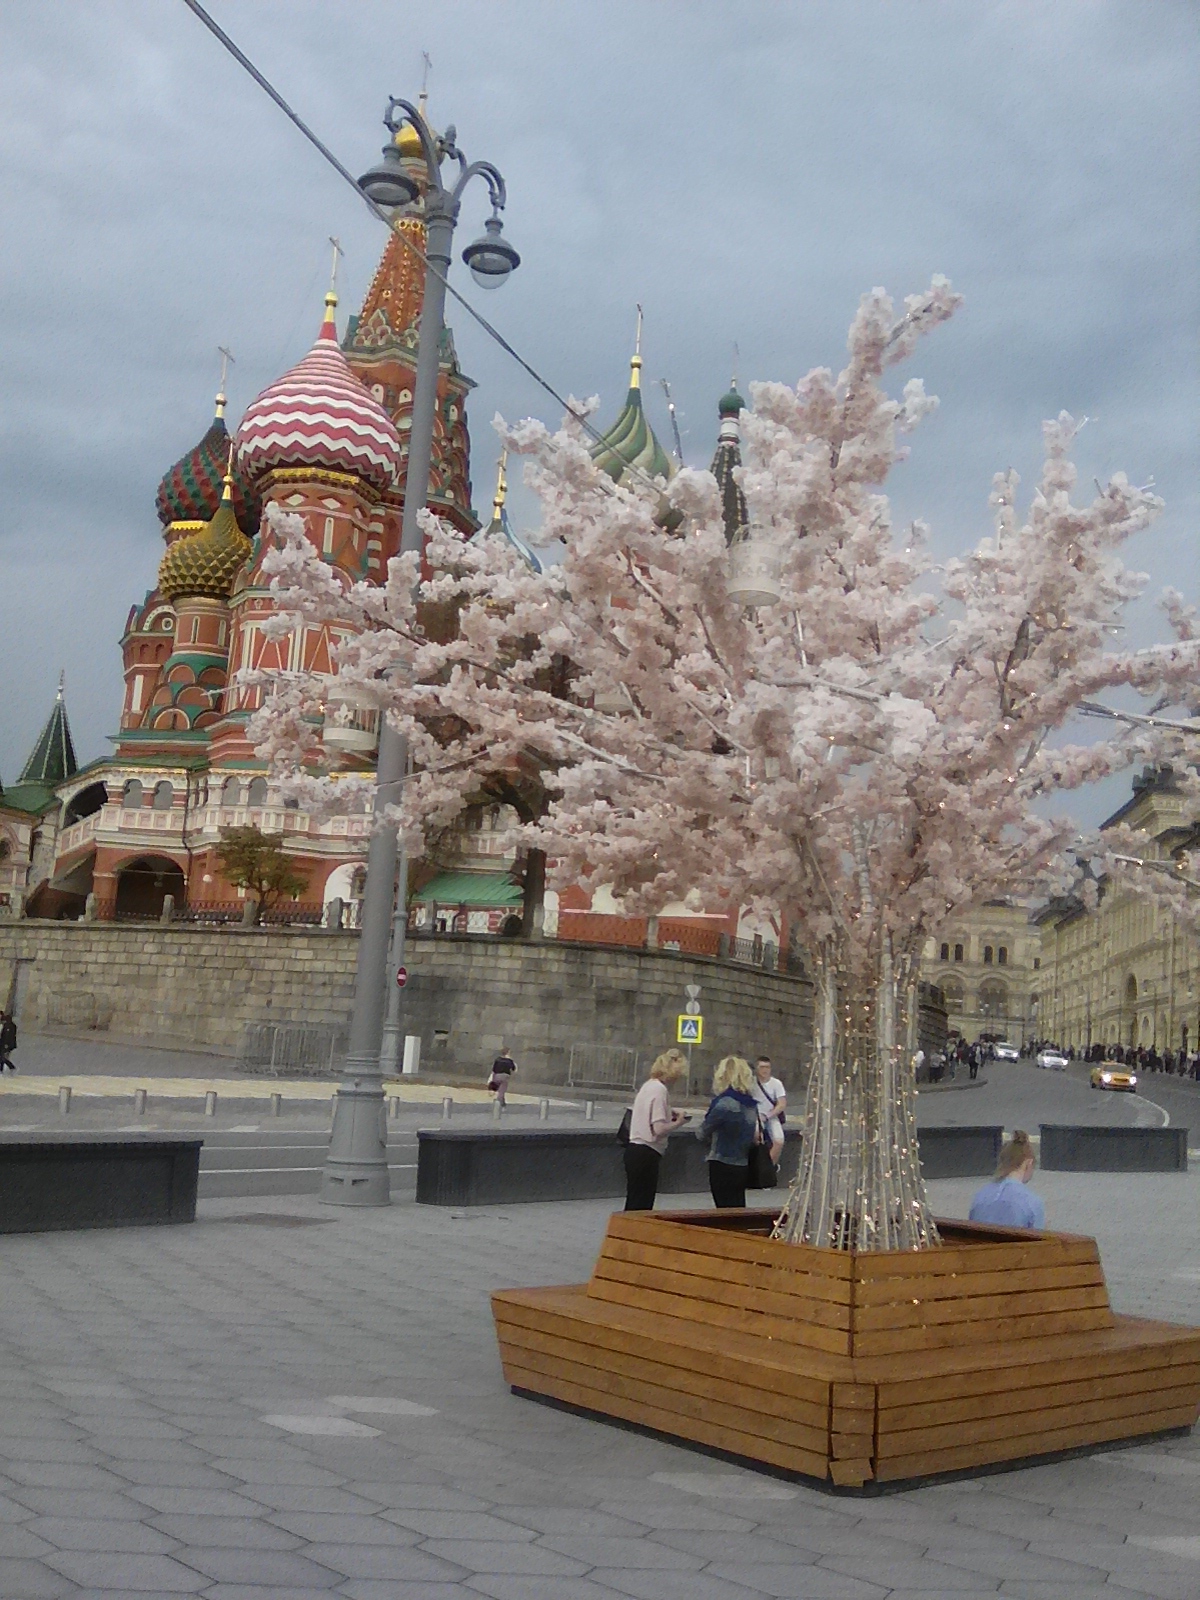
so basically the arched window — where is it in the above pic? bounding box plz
[939,943,949,962]
[997,946,1008,966]
[983,945,994,964]
[954,943,964,963]
[978,978,1008,1019]
[940,978,964,1008]
[246,777,268,806]
[121,779,144,809]
[152,781,173,811]
[221,777,241,808]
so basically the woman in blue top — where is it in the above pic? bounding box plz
[699,1055,760,1208]
[969,1130,1045,1229]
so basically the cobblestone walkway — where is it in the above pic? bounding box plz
[0,1175,1196,1598]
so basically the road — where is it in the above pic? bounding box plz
[197,1128,420,1198]
[917,1054,1198,1141]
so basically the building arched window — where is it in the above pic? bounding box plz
[983,945,994,964]
[121,779,144,809]
[151,781,173,811]
[997,946,1008,966]
[221,777,241,808]
[940,978,964,1008]
[954,943,964,963]
[246,777,268,807]
[978,978,1008,1019]
[939,943,950,962]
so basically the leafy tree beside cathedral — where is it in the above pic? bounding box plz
[216,826,307,925]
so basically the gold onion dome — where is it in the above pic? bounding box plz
[158,475,252,603]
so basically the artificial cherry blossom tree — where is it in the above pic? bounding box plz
[249,277,1198,1251]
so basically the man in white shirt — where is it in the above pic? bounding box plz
[751,1055,787,1164]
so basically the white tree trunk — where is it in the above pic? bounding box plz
[774,939,938,1251]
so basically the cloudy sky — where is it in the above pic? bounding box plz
[1,0,1196,824]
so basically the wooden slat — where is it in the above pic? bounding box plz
[495,1314,831,1432]
[591,1255,851,1333]
[854,1305,1115,1358]
[855,1260,1107,1307]
[492,1285,854,1385]
[877,1380,1200,1458]
[586,1276,852,1356]
[854,1237,1100,1282]
[501,1341,832,1456]
[855,1284,1112,1334]
[600,1234,854,1308]
[829,1458,870,1487]
[501,1357,831,1481]
[605,1212,855,1279]
[872,1319,1200,1395]
[883,1360,1200,1431]
[875,1402,1199,1482]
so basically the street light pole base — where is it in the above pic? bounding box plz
[320,1066,390,1206]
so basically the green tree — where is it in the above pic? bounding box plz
[216,825,308,925]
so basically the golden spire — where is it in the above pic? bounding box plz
[492,447,508,520]
[629,303,643,390]
[323,237,343,328]
[222,442,235,502]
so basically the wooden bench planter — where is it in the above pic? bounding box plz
[492,1210,1200,1491]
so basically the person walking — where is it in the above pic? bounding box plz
[487,1044,517,1106]
[968,1130,1045,1229]
[623,1049,691,1211]
[698,1055,760,1209]
[0,1010,15,1074]
[751,1055,787,1166]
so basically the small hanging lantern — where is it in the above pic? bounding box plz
[726,524,782,607]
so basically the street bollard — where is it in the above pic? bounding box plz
[442,1095,453,1120]
[58,1085,71,1115]
[585,1100,595,1121]
[492,1097,502,1122]
[539,1098,550,1121]
[204,1090,217,1117]
[270,1093,282,1116]
[331,1093,338,1115]
[134,1088,147,1116]
[388,1095,400,1120]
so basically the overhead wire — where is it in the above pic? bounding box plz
[178,0,673,499]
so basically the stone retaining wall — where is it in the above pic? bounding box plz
[0,922,815,1089]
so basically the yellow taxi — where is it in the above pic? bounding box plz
[1089,1061,1138,1092]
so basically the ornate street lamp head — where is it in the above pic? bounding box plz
[357,138,420,211]
[461,213,520,289]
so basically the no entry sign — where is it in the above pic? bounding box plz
[395,965,408,988]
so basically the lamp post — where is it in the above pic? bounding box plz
[321,99,519,1205]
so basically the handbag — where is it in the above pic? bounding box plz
[748,1141,778,1189]
[616,1108,633,1145]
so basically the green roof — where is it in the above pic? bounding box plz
[413,871,523,907]
[0,782,58,817]
[19,682,77,787]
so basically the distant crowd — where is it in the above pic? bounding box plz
[1023,1038,1200,1079]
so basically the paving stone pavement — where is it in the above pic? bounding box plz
[0,1172,1196,1598]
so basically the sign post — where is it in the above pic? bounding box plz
[679,984,703,1094]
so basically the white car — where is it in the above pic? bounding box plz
[1037,1050,1069,1071]
[991,1042,1020,1062]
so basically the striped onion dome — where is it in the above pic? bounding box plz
[589,350,674,485]
[155,401,260,535]
[235,292,403,491]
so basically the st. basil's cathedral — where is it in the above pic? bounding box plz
[0,124,754,952]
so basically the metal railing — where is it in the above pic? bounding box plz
[236,1021,347,1077]
[566,1043,642,1090]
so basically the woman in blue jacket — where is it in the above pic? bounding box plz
[699,1055,760,1208]
[969,1129,1045,1229]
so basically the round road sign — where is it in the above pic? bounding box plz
[395,965,408,988]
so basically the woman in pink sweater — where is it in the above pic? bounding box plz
[623,1050,691,1211]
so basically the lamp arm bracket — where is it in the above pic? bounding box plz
[381,95,441,176]
[451,159,507,211]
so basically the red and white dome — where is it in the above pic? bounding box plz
[235,294,403,492]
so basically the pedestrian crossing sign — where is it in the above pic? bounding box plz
[676,1015,703,1044]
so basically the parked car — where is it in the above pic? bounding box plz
[1037,1049,1069,1071]
[1090,1062,1138,1092]
[991,1042,1020,1062]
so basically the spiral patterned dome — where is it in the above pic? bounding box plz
[235,294,403,492]
[155,406,260,535]
[158,486,252,603]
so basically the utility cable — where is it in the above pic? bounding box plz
[179,0,672,498]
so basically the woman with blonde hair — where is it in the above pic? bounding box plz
[623,1049,691,1211]
[969,1129,1045,1229]
[698,1055,760,1209]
